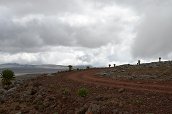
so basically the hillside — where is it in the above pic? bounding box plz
[0,61,172,114]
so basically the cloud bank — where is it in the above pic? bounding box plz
[0,0,172,66]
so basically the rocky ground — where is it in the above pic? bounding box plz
[98,61,172,81]
[0,61,172,114]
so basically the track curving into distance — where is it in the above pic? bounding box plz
[66,69,172,94]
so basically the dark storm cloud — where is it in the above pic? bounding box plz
[0,0,130,53]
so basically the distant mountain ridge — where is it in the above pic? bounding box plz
[0,63,92,75]
[0,63,69,75]
[0,63,68,69]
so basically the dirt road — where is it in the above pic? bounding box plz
[66,69,172,94]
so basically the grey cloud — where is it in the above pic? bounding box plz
[132,2,172,59]
[0,0,129,53]
[0,0,83,15]
[1,0,172,65]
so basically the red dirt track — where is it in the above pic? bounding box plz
[66,69,172,94]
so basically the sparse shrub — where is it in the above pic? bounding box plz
[159,57,161,62]
[130,98,144,105]
[1,69,15,86]
[86,66,90,69]
[62,88,70,95]
[77,87,88,97]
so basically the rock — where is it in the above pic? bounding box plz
[3,85,9,90]
[16,111,22,114]
[36,94,43,100]
[118,102,123,107]
[85,104,100,114]
[8,84,15,89]
[33,94,43,104]
[29,87,38,95]
[75,104,88,114]
[47,73,54,76]
[118,88,125,93]
[113,109,119,114]
[14,80,23,85]
[15,105,21,110]
[0,95,5,103]
[75,107,87,114]
[32,82,41,88]
[67,110,73,114]
[0,89,5,95]
[95,95,108,101]
[121,70,125,72]
[43,95,56,107]
[4,87,17,97]
[21,91,32,102]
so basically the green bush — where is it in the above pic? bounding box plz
[62,88,70,95]
[77,88,88,97]
[86,66,90,69]
[1,69,15,86]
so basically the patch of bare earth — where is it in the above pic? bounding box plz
[0,64,172,114]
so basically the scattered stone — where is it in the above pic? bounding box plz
[30,87,38,95]
[118,88,125,93]
[16,111,22,114]
[85,104,100,114]
[0,89,5,95]
[75,104,89,114]
[121,70,125,72]
[14,80,23,85]
[118,102,123,107]
[75,106,88,114]
[67,110,73,114]
[0,95,5,103]
[4,87,17,97]
[95,95,108,101]
[3,85,10,90]
[113,109,119,114]
[8,84,15,89]
[21,91,32,102]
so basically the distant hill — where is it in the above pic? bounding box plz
[0,63,68,75]
[0,63,68,69]
[0,63,92,76]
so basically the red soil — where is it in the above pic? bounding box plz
[66,69,172,94]
[0,67,172,114]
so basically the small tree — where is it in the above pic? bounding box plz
[137,60,141,65]
[159,57,161,62]
[113,64,116,67]
[68,65,73,71]
[86,66,90,69]
[109,64,111,68]
[1,69,15,86]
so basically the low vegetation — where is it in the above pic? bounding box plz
[77,87,88,97]
[62,88,70,95]
[1,69,15,86]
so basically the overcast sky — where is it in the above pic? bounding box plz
[0,0,172,66]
